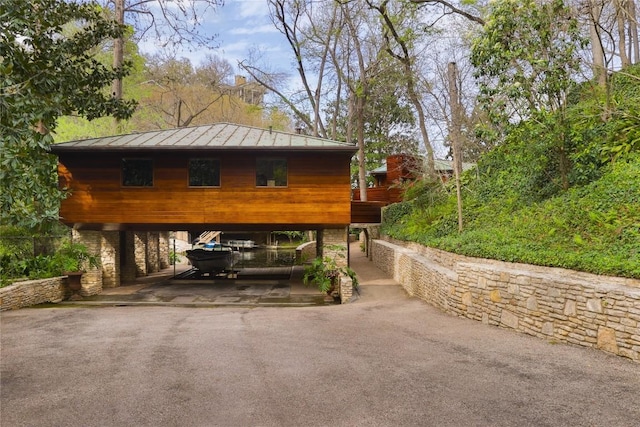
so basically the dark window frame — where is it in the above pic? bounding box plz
[188,158,221,187]
[121,158,153,187]
[256,158,288,187]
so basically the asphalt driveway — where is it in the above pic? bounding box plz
[1,250,639,426]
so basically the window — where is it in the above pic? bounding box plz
[256,158,287,187]
[122,158,153,187]
[189,159,220,187]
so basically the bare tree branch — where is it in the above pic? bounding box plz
[409,0,485,25]
[238,61,314,131]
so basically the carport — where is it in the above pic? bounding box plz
[51,123,358,301]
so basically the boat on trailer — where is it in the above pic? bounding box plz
[186,245,234,274]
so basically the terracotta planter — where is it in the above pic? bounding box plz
[65,272,84,300]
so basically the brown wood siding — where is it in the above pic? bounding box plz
[58,151,353,230]
[350,201,385,224]
[351,187,391,203]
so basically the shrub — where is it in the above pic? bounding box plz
[384,153,640,278]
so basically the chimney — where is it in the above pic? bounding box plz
[235,75,247,86]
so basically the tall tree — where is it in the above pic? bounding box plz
[239,0,349,139]
[143,54,245,128]
[0,0,136,229]
[106,0,225,101]
[471,0,586,189]
[368,0,438,178]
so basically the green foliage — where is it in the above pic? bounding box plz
[302,256,359,293]
[53,241,100,273]
[272,231,306,246]
[169,250,181,265]
[382,202,414,227]
[602,68,640,160]
[0,0,136,228]
[303,256,339,293]
[382,61,640,279]
[0,233,100,286]
[470,0,587,195]
[383,153,640,278]
[471,0,584,121]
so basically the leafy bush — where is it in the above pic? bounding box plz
[0,237,99,287]
[303,254,359,294]
[382,64,640,278]
[383,150,640,278]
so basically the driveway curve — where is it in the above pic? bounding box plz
[1,255,639,426]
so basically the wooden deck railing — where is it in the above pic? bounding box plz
[351,186,403,204]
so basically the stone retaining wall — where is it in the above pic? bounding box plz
[372,238,640,362]
[1,277,66,311]
[295,241,317,264]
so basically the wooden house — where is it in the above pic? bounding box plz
[51,123,359,292]
[352,154,476,204]
[53,123,357,232]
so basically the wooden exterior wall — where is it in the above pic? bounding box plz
[350,201,385,224]
[351,154,421,205]
[57,150,353,231]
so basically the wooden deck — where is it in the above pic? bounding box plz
[350,201,385,224]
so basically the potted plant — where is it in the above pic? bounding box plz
[54,241,100,296]
[302,256,359,299]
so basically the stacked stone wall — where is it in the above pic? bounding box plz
[372,239,640,362]
[322,227,351,303]
[101,231,120,288]
[295,241,317,264]
[0,277,65,311]
[147,232,160,273]
[159,232,170,269]
[122,231,137,281]
[322,228,349,269]
[134,232,148,277]
[72,230,103,296]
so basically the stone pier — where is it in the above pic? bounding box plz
[321,227,352,303]
[70,230,170,293]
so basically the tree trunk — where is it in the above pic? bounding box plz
[112,0,125,100]
[589,0,607,86]
[447,62,464,232]
[341,2,370,202]
[356,94,368,201]
[615,0,630,67]
[627,0,639,63]
[371,0,436,179]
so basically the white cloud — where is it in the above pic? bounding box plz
[230,24,279,36]
[231,0,270,19]
[135,0,292,72]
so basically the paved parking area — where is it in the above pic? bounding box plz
[1,246,639,426]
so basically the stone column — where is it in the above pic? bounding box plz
[321,227,352,303]
[322,227,348,268]
[134,232,148,277]
[71,229,103,296]
[365,225,381,260]
[121,231,137,282]
[100,231,120,288]
[147,232,160,273]
[159,231,170,269]
[316,229,324,258]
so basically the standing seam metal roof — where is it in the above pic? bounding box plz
[51,123,356,152]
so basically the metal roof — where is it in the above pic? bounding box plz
[369,158,475,175]
[51,123,356,153]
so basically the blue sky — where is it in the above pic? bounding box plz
[137,0,291,76]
